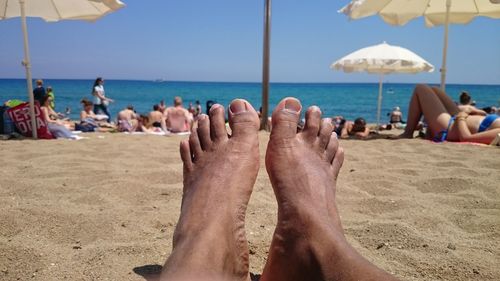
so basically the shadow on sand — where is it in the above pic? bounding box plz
[133,264,261,281]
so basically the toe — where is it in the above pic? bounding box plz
[325,132,339,163]
[228,99,260,138]
[189,126,203,161]
[318,118,333,149]
[270,97,302,140]
[180,139,193,171]
[302,106,322,141]
[196,114,213,150]
[331,147,344,180]
[209,104,229,143]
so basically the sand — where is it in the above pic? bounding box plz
[0,132,499,281]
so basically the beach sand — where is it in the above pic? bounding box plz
[0,132,499,281]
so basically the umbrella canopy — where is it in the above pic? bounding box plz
[340,0,500,27]
[331,42,434,74]
[0,0,125,139]
[331,42,434,127]
[0,0,124,22]
[339,0,500,91]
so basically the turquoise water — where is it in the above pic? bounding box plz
[1,79,499,123]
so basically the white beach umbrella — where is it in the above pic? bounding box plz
[339,0,500,91]
[0,0,125,138]
[331,42,434,127]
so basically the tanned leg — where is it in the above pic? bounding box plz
[430,87,460,116]
[160,100,260,281]
[400,84,452,138]
[260,98,398,281]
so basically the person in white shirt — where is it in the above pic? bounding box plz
[91,77,114,120]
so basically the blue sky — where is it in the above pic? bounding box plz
[1,0,499,84]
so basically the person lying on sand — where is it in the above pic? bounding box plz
[458,91,487,116]
[164,96,193,133]
[398,84,500,144]
[158,98,398,281]
[117,106,139,132]
[340,117,370,139]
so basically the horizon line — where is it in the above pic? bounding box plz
[1,77,499,87]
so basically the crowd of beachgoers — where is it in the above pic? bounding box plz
[1,77,499,145]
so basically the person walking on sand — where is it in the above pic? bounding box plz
[156,98,399,281]
[91,77,114,120]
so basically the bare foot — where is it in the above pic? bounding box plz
[261,98,397,281]
[161,100,260,281]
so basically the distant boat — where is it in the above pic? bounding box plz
[154,79,167,83]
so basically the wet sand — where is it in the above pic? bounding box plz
[0,132,499,280]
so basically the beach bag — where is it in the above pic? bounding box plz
[7,102,53,139]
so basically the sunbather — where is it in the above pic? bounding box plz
[117,105,139,132]
[399,84,500,144]
[40,96,78,139]
[340,117,370,139]
[164,97,193,133]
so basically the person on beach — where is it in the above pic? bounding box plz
[40,95,78,139]
[117,105,139,132]
[458,91,487,116]
[91,77,114,120]
[398,84,500,144]
[164,96,193,133]
[188,102,196,116]
[389,107,404,124]
[340,117,370,139]
[149,104,165,129]
[159,100,166,113]
[46,86,55,110]
[333,115,346,136]
[78,99,114,132]
[138,115,164,134]
[158,98,398,281]
[194,100,202,118]
[33,79,46,105]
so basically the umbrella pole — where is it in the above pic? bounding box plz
[377,73,384,131]
[260,0,272,131]
[440,0,451,91]
[19,0,38,139]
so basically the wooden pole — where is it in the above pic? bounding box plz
[260,0,272,131]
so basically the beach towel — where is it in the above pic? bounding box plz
[7,102,53,139]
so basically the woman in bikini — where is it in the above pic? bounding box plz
[399,84,500,144]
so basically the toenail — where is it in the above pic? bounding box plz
[230,100,247,114]
[210,104,222,113]
[285,99,301,113]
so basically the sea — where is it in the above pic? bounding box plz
[1,79,499,123]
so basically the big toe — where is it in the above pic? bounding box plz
[228,99,260,138]
[270,97,302,140]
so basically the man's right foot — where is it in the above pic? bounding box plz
[261,98,397,281]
